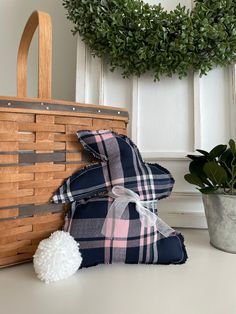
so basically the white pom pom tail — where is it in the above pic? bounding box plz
[33,231,82,283]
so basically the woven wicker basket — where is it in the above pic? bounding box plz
[0,11,128,267]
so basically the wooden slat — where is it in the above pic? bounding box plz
[0,155,18,164]
[66,152,82,162]
[36,115,54,123]
[34,172,54,180]
[0,166,20,173]
[34,109,55,200]
[33,220,63,231]
[0,189,33,199]
[55,116,92,126]
[0,219,20,230]
[17,245,38,254]
[0,112,34,122]
[66,163,88,171]
[66,141,82,151]
[0,253,33,266]
[112,128,127,135]
[66,124,87,133]
[54,133,77,142]
[18,133,35,142]
[0,134,16,142]
[0,173,34,183]
[0,133,34,142]
[0,195,51,207]
[17,229,57,241]
[34,176,53,200]
[33,168,53,204]
[0,234,18,245]
[19,212,64,226]
[34,187,57,196]
[93,118,126,129]
[19,164,65,173]
[19,179,63,189]
[19,142,65,151]
[0,225,32,237]
[74,125,111,133]
[0,208,19,219]
[53,163,87,179]
[0,142,18,152]
[53,169,77,179]
[0,182,18,192]
[31,240,42,247]
[36,132,54,142]
[0,121,18,133]
[0,163,82,172]
[19,122,65,132]
[0,250,18,258]
[0,213,64,230]
[0,240,31,252]
[0,210,64,230]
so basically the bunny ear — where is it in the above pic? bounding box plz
[53,129,175,204]
[53,130,139,204]
[77,130,110,161]
[77,130,137,164]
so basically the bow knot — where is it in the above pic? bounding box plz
[101,186,174,238]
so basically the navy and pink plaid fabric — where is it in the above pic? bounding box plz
[53,130,187,267]
[53,130,175,203]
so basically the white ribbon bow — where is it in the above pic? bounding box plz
[101,186,175,238]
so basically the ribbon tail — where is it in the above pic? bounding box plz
[155,216,175,237]
[138,205,174,237]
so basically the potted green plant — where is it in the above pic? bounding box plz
[185,139,236,253]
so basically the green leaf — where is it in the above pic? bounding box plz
[219,148,234,176]
[209,144,227,159]
[186,154,202,161]
[184,173,205,188]
[199,186,218,194]
[203,161,228,185]
[189,159,208,181]
[219,149,233,163]
[196,149,209,157]
[63,0,236,80]
[229,139,236,155]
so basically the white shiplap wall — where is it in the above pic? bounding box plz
[75,0,236,228]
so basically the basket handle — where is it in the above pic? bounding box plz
[17,11,52,99]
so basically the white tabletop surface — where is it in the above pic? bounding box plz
[0,229,236,314]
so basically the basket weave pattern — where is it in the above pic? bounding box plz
[0,101,128,267]
[0,11,128,267]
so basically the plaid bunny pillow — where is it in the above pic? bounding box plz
[53,130,187,268]
[53,130,175,203]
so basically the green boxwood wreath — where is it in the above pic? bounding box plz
[63,0,236,80]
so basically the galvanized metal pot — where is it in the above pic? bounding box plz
[202,194,236,253]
